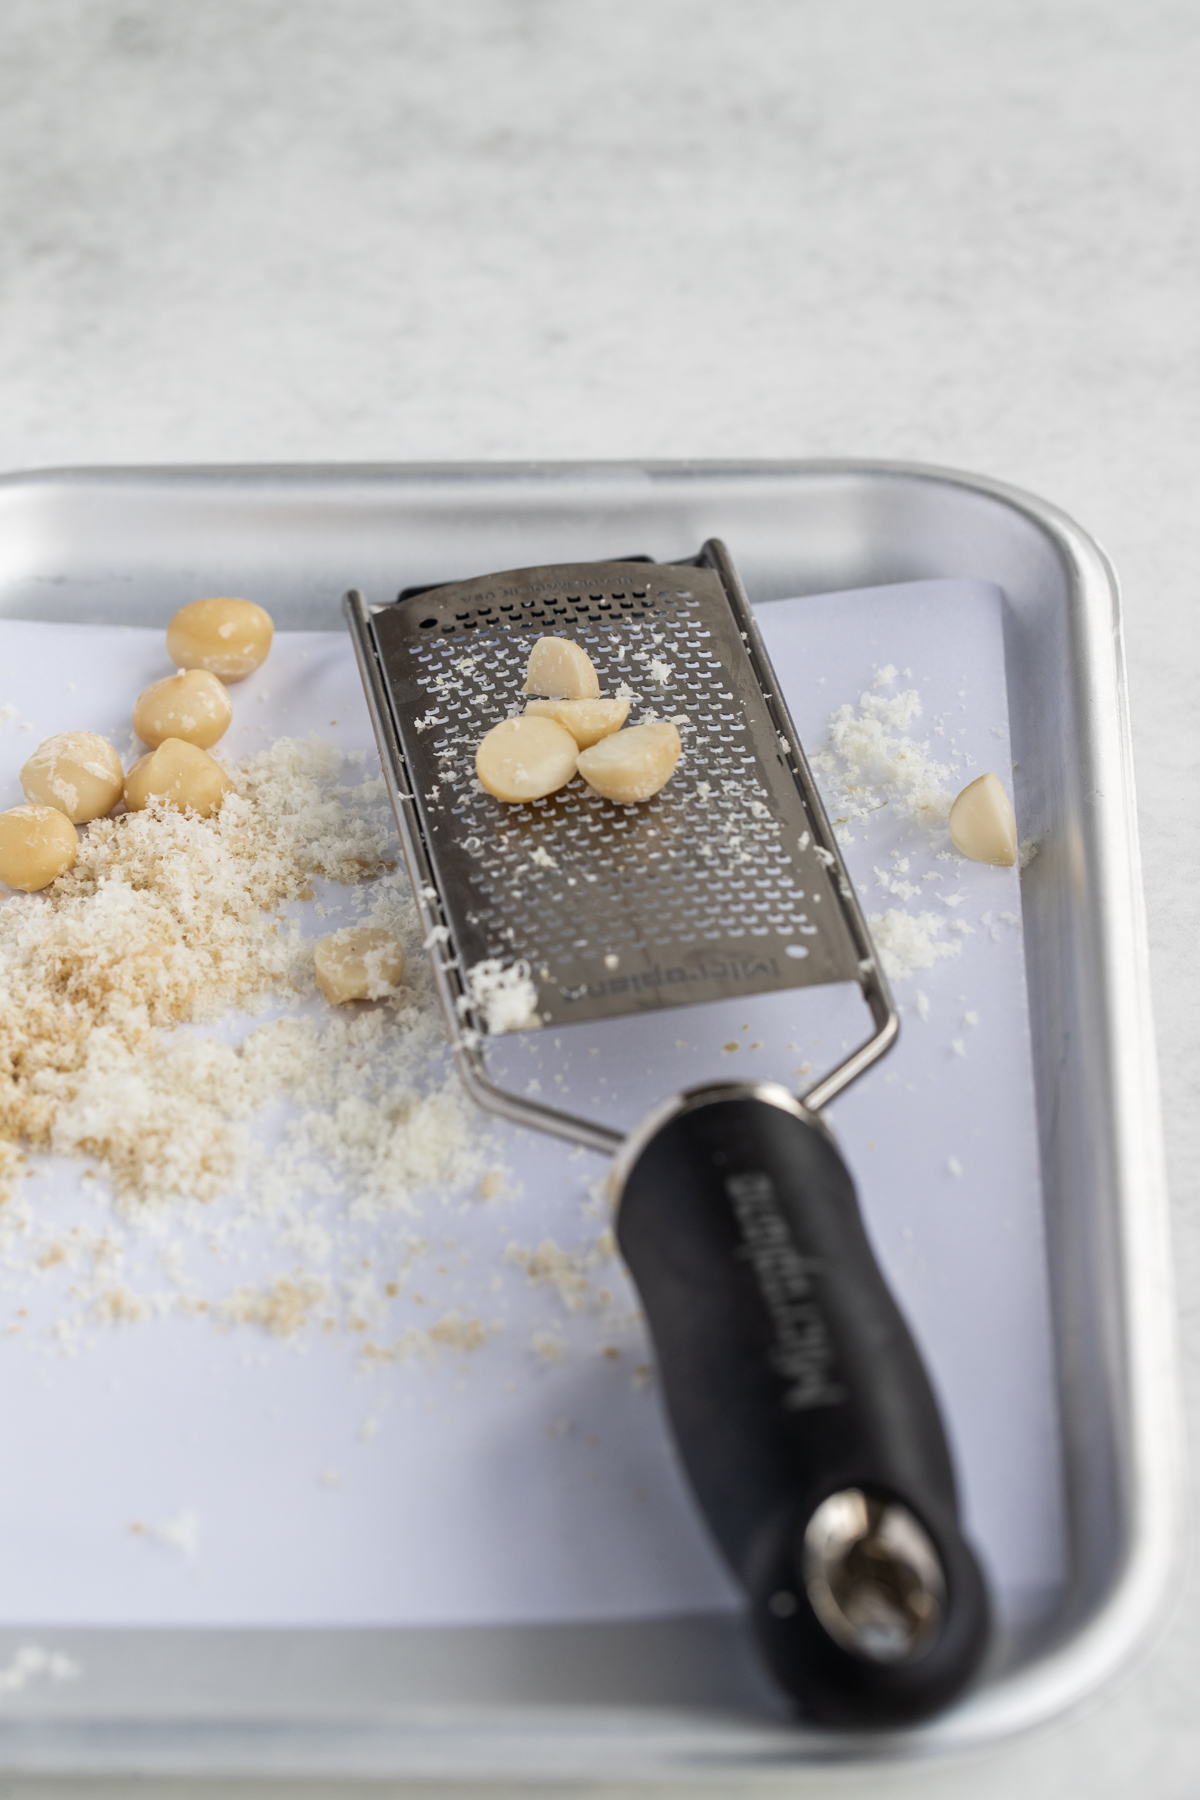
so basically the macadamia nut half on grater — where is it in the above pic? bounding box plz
[521,636,601,699]
[0,805,78,891]
[314,928,405,1005]
[948,771,1018,866]
[132,669,232,750]
[523,696,629,749]
[166,597,274,682]
[124,739,232,818]
[476,715,578,802]
[577,721,682,804]
[19,732,124,823]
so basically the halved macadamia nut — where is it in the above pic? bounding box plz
[577,721,681,804]
[0,804,78,891]
[948,771,1017,866]
[314,928,405,1005]
[20,732,124,823]
[521,636,600,700]
[523,696,630,749]
[132,669,233,750]
[476,715,578,803]
[166,597,274,682]
[124,739,232,819]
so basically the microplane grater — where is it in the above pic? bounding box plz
[345,539,894,1150]
[372,550,862,1018]
[344,541,990,1726]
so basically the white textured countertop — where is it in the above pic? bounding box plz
[0,3,1197,1795]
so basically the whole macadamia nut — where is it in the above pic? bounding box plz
[20,732,124,823]
[523,696,629,749]
[0,805,78,891]
[577,721,681,804]
[133,669,232,750]
[522,636,600,700]
[476,715,578,802]
[948,772,1018,866]
[166,597,274,682]
[314,928,405,1005]
[124,739,232,818]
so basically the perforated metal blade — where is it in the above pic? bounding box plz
[346,540,895,1152]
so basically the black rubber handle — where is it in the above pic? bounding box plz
[615,1089,989,1725]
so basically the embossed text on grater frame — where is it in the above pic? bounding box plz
[366,551,865,1031]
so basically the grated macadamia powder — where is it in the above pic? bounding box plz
[0,718,632,1377]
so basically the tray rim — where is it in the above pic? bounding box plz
[0,455,1180,1778]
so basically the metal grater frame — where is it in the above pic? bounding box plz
[345,539,897,1155]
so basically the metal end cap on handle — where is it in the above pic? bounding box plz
[608,1080,827,1216]
[797,1488,946,1664]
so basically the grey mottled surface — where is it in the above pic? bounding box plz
[0,1,1197,1793]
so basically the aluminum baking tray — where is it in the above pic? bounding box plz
[0,460,1178,1784]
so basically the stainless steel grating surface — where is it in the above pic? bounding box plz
[370,559,860,1030]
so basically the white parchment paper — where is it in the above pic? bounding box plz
[0,578,1063,1630]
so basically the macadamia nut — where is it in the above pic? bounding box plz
[314,928,405,1004]
[0,805,78,891]
[20,732,124,823]
[523,696,629,748]
[577,721,681,804]
[124,739,232,818]
[476,715,578,802]
[166,597,274,682]
[133,669,232,750]
[522,636,600,699]
[948,771,1017,866]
